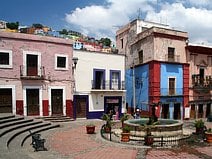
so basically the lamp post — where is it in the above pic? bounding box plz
[72,57,78,69]
[133,64,136,113]
[130,61,136,114]
[72,57,78,93]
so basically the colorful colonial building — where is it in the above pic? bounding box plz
[116,19,189,120]
[186,44,212,119]
[73,50,126,119]
[0,31,75,117]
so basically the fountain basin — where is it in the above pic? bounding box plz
[124,118,183,137]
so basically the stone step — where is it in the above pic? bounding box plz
[37,116,74,122]
[8,124,60,150]
[0,120,43,137]
[0,116,25,125]
[7,122,52,147]
[0,114,15,120]
[21,124,60,147]
[0,118,34,129]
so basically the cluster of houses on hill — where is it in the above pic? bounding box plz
[0,19,211,120]
[0,20,117,54]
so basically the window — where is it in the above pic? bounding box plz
[169,78,175,95]
[57,57,66,68]
[199,68,204,84]
[138,50,143,64]
[23,51,41,77]
[110,70,120,89]
[0,50,12,68]
[121,39,124,49]
[168,47,175,62]
[93,69,105,89]
[55,54,68,70]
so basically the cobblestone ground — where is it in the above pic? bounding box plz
[46,120,211,159]
[48,120,140,159]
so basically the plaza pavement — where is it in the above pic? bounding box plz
[1,118,212,159]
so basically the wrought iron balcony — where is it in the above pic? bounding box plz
[160,88,183,96]
[192,74,212,90]
[91,80,125,90]
[20,65,45,80]
[165,54,180,62]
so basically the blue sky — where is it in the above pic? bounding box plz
[1,0,212,45]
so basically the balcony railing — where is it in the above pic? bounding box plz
[20,65,45,80]
[192,74,212,89]
[91,80,125,90]
[165,54,180,62]
[160,88,183,96]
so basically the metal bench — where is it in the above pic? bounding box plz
[29,130,47,151]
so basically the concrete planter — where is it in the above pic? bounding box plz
[86,125,95,134]
[205,132,212,143]
[121,132,130,142]
[144,135,154,146]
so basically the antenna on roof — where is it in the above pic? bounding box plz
[137,8,141,20]
[156,0,159,13]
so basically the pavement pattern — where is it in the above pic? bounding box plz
[0,118,212,159]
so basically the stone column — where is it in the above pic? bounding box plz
[195,104,198,119]
[203,104,207,119]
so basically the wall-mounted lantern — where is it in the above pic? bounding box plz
[72,57,78,69]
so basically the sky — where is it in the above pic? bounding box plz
[0,0,212,45]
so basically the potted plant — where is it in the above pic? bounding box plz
[102,113,112,133]
[205,128,212,143]
[121,125,131,142]
[144,126,154,146]
[86,123,95,134]
[194,119,205,134]
[144,117,159,146]
[120,113,130,128]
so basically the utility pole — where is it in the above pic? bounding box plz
[132,61,136,113]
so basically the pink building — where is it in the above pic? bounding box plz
[186,44,212,119]
[0,31,75,117]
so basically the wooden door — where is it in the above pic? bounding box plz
[174,103,181,120]
[161,104,169,119]
[27,89,39,115]
[0,89,12,113]
[76,96,87,118]
[190,105,196,119]
[51,89,63,115]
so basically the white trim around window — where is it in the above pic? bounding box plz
[55,54,68,70]
[23,51,41,76]
[0,49,13,68]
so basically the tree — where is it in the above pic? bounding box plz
[59,29,68,35]
[32,23,43,29]
[6,22,19,30]
[100,38,111,47]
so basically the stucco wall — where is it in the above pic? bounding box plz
[160,63,183,95]
[0,32,73,116]
[73,50,126,113]
[125,64,149,111]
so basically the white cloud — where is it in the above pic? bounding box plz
[145,2,212,45]
[187,0,212,8]
[65,0,154,41]
[65,0,212,45]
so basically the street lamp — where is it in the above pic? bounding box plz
[72,57,78,69]
[130,61,136,114]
